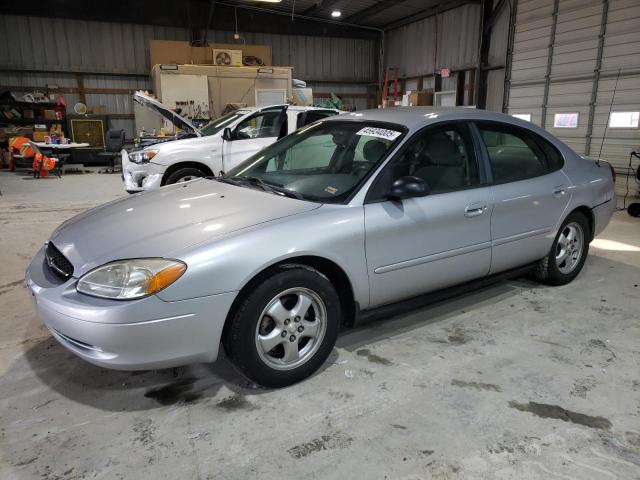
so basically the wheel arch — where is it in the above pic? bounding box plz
[221,255,357,344]
[161,161,214,186]
[566,205,594,241]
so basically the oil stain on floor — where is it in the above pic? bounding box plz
[508,401,612,430]
[356,349,393,366]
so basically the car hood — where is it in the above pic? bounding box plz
[50,179,320,276]
[134,91,201,136]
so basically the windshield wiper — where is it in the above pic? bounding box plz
[227,176,304,200]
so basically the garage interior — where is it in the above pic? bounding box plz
[1,0,640,478]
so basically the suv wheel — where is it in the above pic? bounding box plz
[165,167,207,185]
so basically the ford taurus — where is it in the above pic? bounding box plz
[26,108,615,387]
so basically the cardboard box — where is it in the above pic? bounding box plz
[408,90,433,106]
[382,99,396,108]
[150,40,273,68]
[33,127,48,142]
[90,105,108,115]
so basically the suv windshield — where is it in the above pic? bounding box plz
[200,111,246,136]
[224,121,404,203]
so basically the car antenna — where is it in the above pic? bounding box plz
[596,67,621,166]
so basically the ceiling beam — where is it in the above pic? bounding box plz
[302,0,343,16]
[343,0,411,25]
[382,0,480,31]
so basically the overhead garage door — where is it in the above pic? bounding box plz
[506,0,640,171]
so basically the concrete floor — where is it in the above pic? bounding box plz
[1,169,639,480]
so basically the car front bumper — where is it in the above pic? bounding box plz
[121,149,166,193]
[25,246,237,370]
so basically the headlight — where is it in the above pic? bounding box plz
[77,259,186,300]
[129,149,159,164]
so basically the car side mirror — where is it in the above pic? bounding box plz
[388,176,430,200]
[222,127,232,141]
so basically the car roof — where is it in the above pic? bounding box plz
[238,105,340,113]
[323,107,536,133]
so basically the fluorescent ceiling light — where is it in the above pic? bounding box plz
[252,0,283,3]
[331,10,342,17]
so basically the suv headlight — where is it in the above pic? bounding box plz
[77,259,186,300]
[129,149,159,164]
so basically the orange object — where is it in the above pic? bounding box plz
[7,137,33,170]
[32,152,57,178]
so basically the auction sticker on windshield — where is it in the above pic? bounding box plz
[356,127,402,141]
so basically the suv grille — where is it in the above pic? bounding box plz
[45,242,74,280]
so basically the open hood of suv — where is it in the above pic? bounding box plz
[133,91,202,137]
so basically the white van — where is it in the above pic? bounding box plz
[122,92,341,193]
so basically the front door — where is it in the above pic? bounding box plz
[364,121,493,307]
[222,107,287,171]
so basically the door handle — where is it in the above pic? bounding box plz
[552,185,567,197]
[464,203,488,217]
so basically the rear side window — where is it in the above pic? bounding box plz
[296,110,338,129]
[476,122,563,184]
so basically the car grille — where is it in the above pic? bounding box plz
[45,242,74,280]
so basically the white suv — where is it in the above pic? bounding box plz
[122,93,341,193]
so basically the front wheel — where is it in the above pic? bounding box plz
[533,212,590,285]
[165,167,207,185]
[223,267,341,388]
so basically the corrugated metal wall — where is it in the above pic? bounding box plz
[506,0,640,170]
[0,14,378,137]
[384,4,482,77]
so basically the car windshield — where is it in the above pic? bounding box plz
[224,121,404,203]
[200,111,246,136]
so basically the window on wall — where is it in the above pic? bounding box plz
[512,113,532,122]
[609,111,640,128]
[553,113,579,128]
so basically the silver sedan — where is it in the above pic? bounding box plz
[26,108,616,387]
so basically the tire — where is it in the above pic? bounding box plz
[533,211,590,286]
[165,167,207,185]
[223,266,341,388]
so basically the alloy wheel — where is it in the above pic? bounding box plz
[255,287,327,371]
[555,222,584,274]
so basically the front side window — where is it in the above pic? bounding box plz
[477,122,558,183]
[234,110,286,140]
[376,122,481,196]
[225,121,404,203]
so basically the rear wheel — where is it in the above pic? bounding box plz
[165,167,207,185]
[223,267,340,388]
[533,212,590,285]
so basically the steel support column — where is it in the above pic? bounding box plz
[585,0,609,156]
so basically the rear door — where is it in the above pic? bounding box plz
[474,121,571,274]
[222,107,287,171]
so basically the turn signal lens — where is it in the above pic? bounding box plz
[146,262,186,294]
